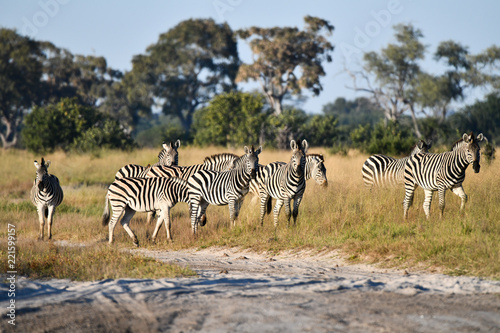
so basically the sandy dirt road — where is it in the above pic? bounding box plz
[1,247,499,332]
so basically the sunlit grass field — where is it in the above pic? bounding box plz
[1,146,499,280]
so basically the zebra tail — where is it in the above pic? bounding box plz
[266,197,272,215]
[102,191,110,226]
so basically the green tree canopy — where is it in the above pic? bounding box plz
[130,18,239,132]
[0,28,44,148]
[22,97,134,154]
[193,91,266,147]
[236,16,334,115]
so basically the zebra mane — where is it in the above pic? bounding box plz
[203,153,239,165]
[306,153,324,162]
[451,138,466,151]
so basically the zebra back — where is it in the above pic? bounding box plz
[203,153,239,171]
[31,157,64,209]
[115,163,152,180]
[362,140,431,188]
[107,176,191,213]
[188,146,262,206]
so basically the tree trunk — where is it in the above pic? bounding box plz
[0,118,18,149]
[408,103,423,138]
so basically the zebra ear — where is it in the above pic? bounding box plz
[290,140,297,151]
[45,160,51,169]
[462,133,470,143]
[476,133,484,142]
[301,140,309,152]
[162,142,169,150]
[427,140,432,149]
[175,139,181,148]
[255,146,262,155]
[244,146,249,154]
[34,160,40,169]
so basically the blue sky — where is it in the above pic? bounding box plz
[2,0,499,114]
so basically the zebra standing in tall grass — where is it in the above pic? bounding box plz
[403,132,485,219]
[31,158,64,240]
[248,153,328,212]
[258,140,308,228]
[114,140,180,180]
[362,140,432,188]
[187,145,262,233]
[102,176,191,245]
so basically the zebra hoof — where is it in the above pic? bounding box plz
[133,237,139,247]
[200,215,207,227]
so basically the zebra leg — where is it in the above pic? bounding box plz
[46,205,56,240]
[403,183,417,219]
[284,199,292,227]
[423,189,434,219]
[292,194,304,226]
[259,193,270,226]
[37,205,46,240]
[273,199,285,228]
[108,207,124,244]
[229,200,238,227]
[438,188,447,218]
[151,211,163,243]
[120,207,139,246]
[451,185,468,210]
[146,211,155,225]
[163,205,173,242]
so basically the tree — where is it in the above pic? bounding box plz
[347,24,425,137]
[22,97,134,153]
[237,16,334,115]
[130,18,239,131]
[0,28,43,148]
[193,91,266,147]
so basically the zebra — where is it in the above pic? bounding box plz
[31,157,64,240]
[248,153,328,208]
[102,176,191,245]
[258,139,308,228]
[143,153,239,224]
[114,140,180,180]
[362,140,432,188]
[187,145,262,233]
[403,132,485,219]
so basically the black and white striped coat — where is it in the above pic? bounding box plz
[403,132,484,219]
[258,140,308,228]
[102,176,190,245]
[362,140,432,188]
[187,146,262,232]
[114,140,180,180]
[31,158,64,240]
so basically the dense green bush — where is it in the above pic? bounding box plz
[22,98,135,154]
[351,120,417,156]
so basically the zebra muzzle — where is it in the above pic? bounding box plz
[473,161,480,173]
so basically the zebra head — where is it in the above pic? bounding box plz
[307,154,328,187]
[410,140,432,155]
[290,140,308,175]
[159,140,181,166]
[242,145,262,179]
[462,132,484,173]
[34,157,50,191]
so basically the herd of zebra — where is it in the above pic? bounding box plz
[30,131,484,245]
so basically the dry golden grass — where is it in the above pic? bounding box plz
[0,146,498,279]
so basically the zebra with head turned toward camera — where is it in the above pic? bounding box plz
[31,157,64,240]
[258,139,308,228]
[361,140,432,188]
[403,132,485,219]
[187,145,262,233]
[102,176,191,245]
[114,140,180,180]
